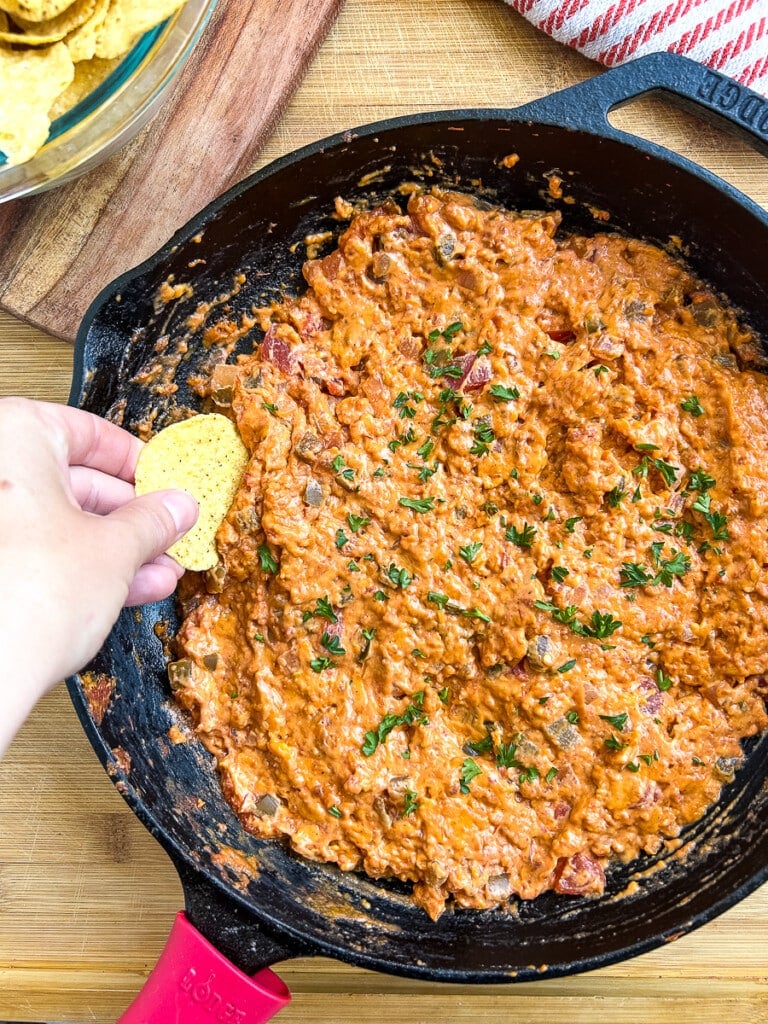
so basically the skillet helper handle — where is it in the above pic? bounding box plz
[117,912,291,1024]
[514,51,768,156]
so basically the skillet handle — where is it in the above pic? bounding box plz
[117,912,291,1024]
[514,51,768,157]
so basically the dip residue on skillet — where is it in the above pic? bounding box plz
[170,189,768,920]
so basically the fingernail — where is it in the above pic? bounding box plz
[161,490,199,536]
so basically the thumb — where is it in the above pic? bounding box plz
[105,489,199,574]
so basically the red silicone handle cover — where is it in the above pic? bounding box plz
[117,911,291,1023]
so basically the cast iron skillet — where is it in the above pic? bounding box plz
[68,52,768,1021]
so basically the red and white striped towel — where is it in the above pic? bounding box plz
[505,0,768,95]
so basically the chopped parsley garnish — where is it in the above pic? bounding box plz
[470,420,496,457]
[254,633,266,643]
[347,513,370,533]
[262,401,279,415]
[506,522,536,548]
[566,710,580,724]
[531,493,544,506]
[459,541,483,564]
[687,468,716,493]
[477,340,493,357]
[545,766,558,783]
[374,590,388,602]
[438,687,450,704]
[362,695,429,757]
[393,390,424,419]
[417,439,435,460]
[625,761,641,773]
[331,454,354,481]
[656,667,673,691]
[412,648,426,659]
[551,566,570,583]
[620,562,653,588]
[620,546,691,588]
[534,600,581,631]
[604,734,628,751]
[692,492,729,541]
[312,596,338,623]
[640,751,659,766]
[258,545,279,574]
[310,656,332,672]
[636,443,659,452]
[403,790,419,816]
[348,560,361,572]
[557,659,577,673]
[459,757,483,793]
[386,562,413,589]
[427,592,490,623]
[631,486,642,503]
[519,765,540,783]
[565,516,583,533]
[359,627,376,662]
[335,529,349,550]
[653,548,692,585]
[634,455,678,486]
[320,632,346,657]
[606,483,625,507]
[495,742,521,769]
[328,805,342,818]
[594,364,609,378]
[399,496,435,513]
[582,610,623,639]
[465,733,494,756]
[416,462,439,482]
[489,383,520,402]
[681,395,705,416]
[599,712,629,731]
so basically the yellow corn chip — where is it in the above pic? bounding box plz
[0,40,73,164]
[134,413,250,572]
[0,26,67,43]
[14,0,97,35]
[94,0,183,60]
[0,0,77,21]
[63,0,108,63]
[48,53,116,117]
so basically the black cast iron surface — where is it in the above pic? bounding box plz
[68,52,768,981]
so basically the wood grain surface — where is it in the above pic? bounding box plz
[1,0,768,1021]
[0,0,343,343]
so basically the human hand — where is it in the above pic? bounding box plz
[0,398,198,755]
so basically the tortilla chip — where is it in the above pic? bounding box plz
[48,53,116,117]
[14,0,97,35]
[0,0,76,21]
[0,26,67,43]
[94,0,183,60]
[0,40,73,164]
[63,0,108,62]
[134,413,250,572]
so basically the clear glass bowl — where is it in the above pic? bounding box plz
[0,0,217,205]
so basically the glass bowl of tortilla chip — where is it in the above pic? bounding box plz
[0,0,217,203]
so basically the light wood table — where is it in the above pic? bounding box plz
[1,1,767,1020]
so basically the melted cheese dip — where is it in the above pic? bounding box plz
[172,190,768,919]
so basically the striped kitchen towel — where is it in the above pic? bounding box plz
[505,0,768,95]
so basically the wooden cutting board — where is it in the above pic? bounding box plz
[0,0,343,344]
